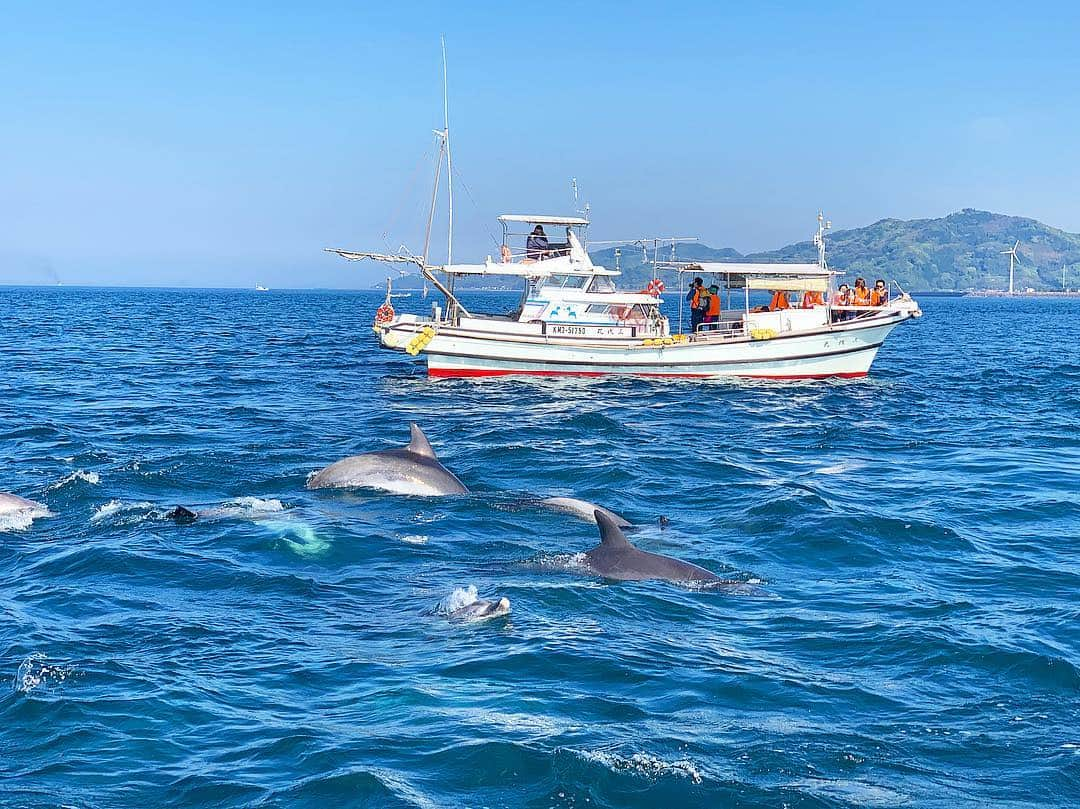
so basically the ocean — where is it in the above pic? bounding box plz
[1,287,1077,807]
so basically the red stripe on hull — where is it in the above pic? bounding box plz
[428,368,868,380]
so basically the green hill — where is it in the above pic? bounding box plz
[590,209,1080,292]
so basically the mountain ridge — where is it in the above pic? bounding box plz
[588,208,1080,292]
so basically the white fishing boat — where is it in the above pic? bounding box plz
[330,211,920,379]
[325,46,920,380]
[255,284,269,292]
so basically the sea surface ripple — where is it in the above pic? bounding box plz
[1,287,1078,808]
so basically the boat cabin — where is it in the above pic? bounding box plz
[435,214,670,339]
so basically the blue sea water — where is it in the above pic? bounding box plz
[1,287,1078,808]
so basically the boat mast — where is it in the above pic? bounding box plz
[443,36,453,270]
[421,133,446,268]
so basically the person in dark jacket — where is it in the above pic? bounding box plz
[686,276,705,334]
[526,226,550,261]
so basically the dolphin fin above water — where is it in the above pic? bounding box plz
[306,423,468,496]
[406,423,437,458]
[584,510,728,585]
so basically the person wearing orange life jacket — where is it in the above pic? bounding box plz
[801,289,825,308]
[686,276,706,333]
[851,277,872,306]
[870,278,889,306]
[831,283,853,322]
[769,290,791,311]
[703,284,722,329]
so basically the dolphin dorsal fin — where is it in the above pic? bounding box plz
[407,423,437,459]
[595,510,631,548]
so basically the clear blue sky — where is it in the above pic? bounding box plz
[2,1,1079,287]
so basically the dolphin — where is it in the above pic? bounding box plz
[306,423,468,496]
[165,506,198,524]
[448,596,511,622]
[584,510,729,585]
[0,493,50,516]
[541,497,631,527]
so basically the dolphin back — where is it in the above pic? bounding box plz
[587,510,723,584]
[306,424,468,495]
[541,497,632,527]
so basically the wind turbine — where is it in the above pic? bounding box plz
[1000,239,1021,295]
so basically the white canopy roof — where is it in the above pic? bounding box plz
[439,261,618,277]
[673,262,833,277]
[498,214,590,226]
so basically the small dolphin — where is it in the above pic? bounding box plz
[165,506,198,524]
[541,497,631,527]
[306,424,468,496]
[448,596,511,622]
[584,510,728,585]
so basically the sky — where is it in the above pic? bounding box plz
[2,0,1079,288]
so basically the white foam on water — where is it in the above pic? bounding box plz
[435,585,478,615]
[571,748,704,785]
[399,534,429,545]
[47,470,100,491]
[0,511,38,532]
[202,496,286,520]
[534,552,589,573]
[13,653,75,695]
[91,499,159,524]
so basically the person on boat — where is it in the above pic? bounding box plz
[852,277,872,306]
[687,277,705,333]
[832,283,853,322]
[702,284,721,329]
[870,278,889,306]
[768,289,791,311]
[526,225,550,261]
[801,289,825,308]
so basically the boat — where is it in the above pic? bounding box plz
[328,212,921,379]
[324,45,920,380]
[255,284,269,292]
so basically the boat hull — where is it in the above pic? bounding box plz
[387,313,914,379]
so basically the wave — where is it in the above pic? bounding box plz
[90,499,161,525]
[567,747,704,785]
[200,496,286,520]
[46,469,101,491]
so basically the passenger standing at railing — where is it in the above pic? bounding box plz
[832,283,853,322]
[768,290,791,311]
[870,278,889,306]
[852,277,871,306]
[704,284,721,329]
[526,225,550,261]
[687,276,705,333]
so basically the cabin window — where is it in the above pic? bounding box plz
[588,275,616,293]
[586,304,611,314]
[543,274,588,289]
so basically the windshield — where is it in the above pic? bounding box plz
[588,275,616,293]
[540,274,589,289]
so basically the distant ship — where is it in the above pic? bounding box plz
[255,284,269,292]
